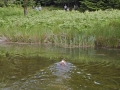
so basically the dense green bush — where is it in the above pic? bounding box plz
[0,1,5,7]
[1,0,120,11]
[0,7,120,48]
[80,0,120,11]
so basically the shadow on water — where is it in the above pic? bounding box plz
[0,43,120,90]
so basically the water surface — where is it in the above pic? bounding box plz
[0,43,120,90]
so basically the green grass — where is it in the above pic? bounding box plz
[0,7,120,48]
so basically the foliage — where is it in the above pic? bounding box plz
[14,0,35,6]
[80,0,120,11]
[40,0,53,5]
[0,0,5,7]
[93,19,120,47]
[0,0,120,11]
[0,7,120,48]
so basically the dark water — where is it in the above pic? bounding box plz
[0,43,120,90]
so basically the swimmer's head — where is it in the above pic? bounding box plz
[60,60,66,66]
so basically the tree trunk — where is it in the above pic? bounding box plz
[24,6,27,16]
[24,0,27,16]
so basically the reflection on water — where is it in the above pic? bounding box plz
[0,43,120,90]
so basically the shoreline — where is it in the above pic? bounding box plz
[0,40,120,50]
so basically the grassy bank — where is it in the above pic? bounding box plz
[0,7,120,48]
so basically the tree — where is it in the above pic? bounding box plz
[80,0,120,11]
[53,0,79,7]
[108,0,120,9]
[40,0,52,6]
[23,0,27,16]
[15,0,34,16]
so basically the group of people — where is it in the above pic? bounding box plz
[32,5,42,11]
[32,4,78,11]
[64,4,78,11]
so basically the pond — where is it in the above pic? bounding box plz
[0,43,120,90]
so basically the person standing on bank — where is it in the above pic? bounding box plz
[64,4,67,11]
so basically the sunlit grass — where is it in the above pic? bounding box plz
[0,7,120,47]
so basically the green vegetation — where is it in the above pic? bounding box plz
[0,7,120,48]
[1,0,120,10]
[80,0,120,11]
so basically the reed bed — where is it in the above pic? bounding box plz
[0,7,120,48]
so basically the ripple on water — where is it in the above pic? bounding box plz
[48,62,76,78]
[2,60,120,90]
[11,76,17,79]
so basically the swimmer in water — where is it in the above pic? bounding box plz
[60,60,66,66]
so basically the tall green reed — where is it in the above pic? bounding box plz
[0,7,120,47]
